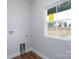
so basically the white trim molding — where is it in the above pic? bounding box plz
[7,48,50,59]
[7,48,32,59]
[31,48,50,59]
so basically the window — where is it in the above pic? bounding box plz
[45,0,71,39]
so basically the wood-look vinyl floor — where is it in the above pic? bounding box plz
[12,51,42,59]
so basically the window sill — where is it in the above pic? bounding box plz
[45,35,71,42]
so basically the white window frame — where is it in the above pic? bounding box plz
[44,0,71,41]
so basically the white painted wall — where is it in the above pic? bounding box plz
[31,0,71,59]
[7,0,71,59]
[7,0,32,56]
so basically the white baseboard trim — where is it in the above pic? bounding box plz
[7,51,20,59]
[7,48,32,59]
[31,48,50,59]
[7,48,50,59]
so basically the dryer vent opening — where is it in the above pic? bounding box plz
[20,43,25,54]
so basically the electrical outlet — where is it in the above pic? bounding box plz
[25,34,27,37]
